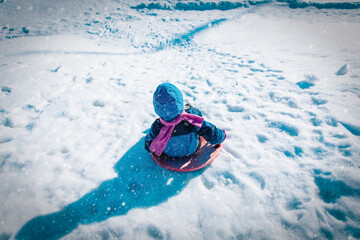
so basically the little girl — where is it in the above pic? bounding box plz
[145,83,226,158]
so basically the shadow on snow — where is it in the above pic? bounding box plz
[16,137,205,240]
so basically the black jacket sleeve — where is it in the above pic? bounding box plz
[198,120,226,145]
[187,105,226,145]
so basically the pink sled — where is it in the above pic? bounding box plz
[150,137,222,172]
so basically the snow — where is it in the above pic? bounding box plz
[1,0,360,239]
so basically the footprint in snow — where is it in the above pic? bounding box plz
[202,176,215,190]
[267,121,299,137]
[3,118,14,128]
[0,153,11,168]
[86,76,94,83]
[325,116,338,127]
[338,143,352,157]
[296,74,318,89]
[227,105,245,113]
[296,81,315,89]
[314,170,360,204]
[282,146,303,158]
[249,67,265,73]
[325,207,347,222]
[310,117,322,127]
[311,97,328,105]
[25,123,35,131]
[269,92,298,108]
[257,134,268,143]
[333,134,347,139]
[147,225,164,240]
[217,170,241,187]
[286,198,303,210]
[249,172,266,190]
[294,146,303,157]
[0,137,13,144]
[93,100,105,107]
[1,86,11,94]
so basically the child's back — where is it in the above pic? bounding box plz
[145,83,225,158]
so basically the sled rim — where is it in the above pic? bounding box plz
[150,138,222,172]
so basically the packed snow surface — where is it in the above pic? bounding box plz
[0,0,360,239]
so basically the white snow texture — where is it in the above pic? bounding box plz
[0,0,360,239]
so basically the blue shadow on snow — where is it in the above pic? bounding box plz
[15,137,205,240]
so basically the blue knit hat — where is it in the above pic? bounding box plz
[153,83,184,121]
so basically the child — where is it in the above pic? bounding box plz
[145,83,226,157]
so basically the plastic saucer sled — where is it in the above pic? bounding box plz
[150,137,222,172]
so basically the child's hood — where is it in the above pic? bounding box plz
[153,83,184,121]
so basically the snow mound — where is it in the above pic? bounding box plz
[279,0,360,9]
[131,0,270,11]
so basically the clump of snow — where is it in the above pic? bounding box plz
[335,64,349,75]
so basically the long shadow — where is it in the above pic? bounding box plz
[16,137,205,240]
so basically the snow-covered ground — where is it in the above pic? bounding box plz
[1,0,360,239]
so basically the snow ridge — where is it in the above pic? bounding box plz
[131,0,360,11]
[131,0,270,11]
[154,18,227,51]
[278,0,360,9]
